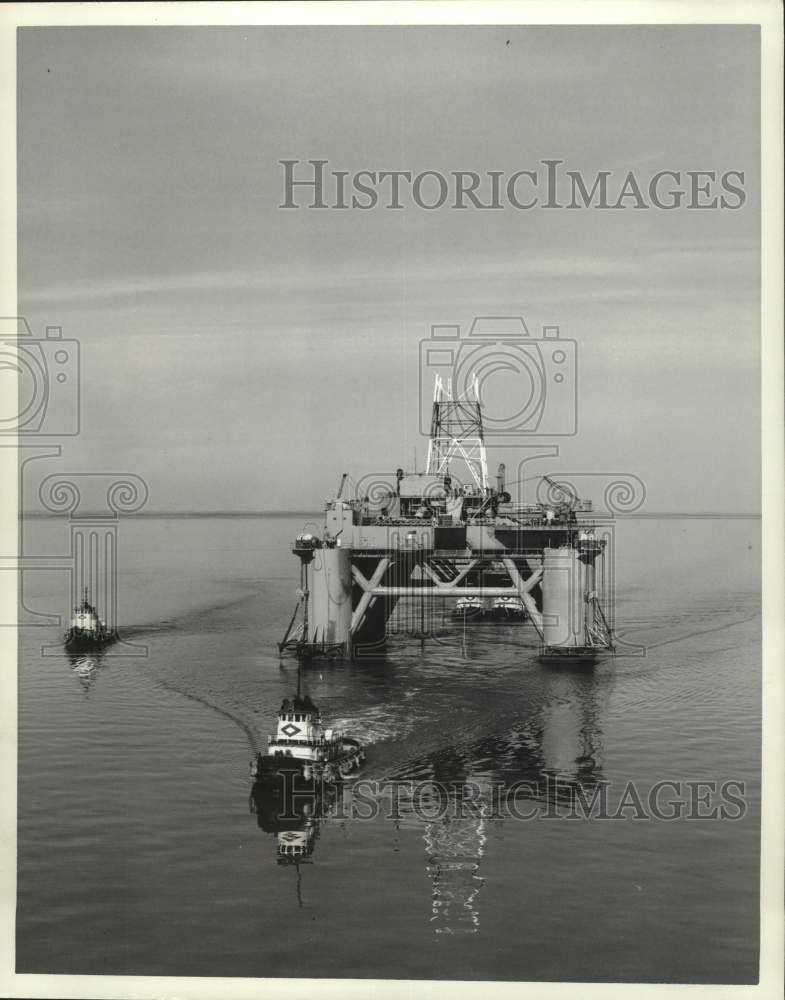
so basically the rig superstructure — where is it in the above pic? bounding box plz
[280,373,615,663]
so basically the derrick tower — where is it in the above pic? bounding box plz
[426,374,488,492]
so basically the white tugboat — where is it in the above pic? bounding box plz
[64,587,115,653]
[250,681,365,785]
[451,595,485,621]
[490,596,526,622]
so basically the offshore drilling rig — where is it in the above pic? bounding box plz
[279,373,615,663]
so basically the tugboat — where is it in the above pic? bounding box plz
[64,588,115,653]
[250,677,365,786]
[451,596,485,621]
[490,596,526,622]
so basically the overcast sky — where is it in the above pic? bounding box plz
[16,25,760,513]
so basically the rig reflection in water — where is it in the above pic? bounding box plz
[422,783,489,936]
[391,665,607,935]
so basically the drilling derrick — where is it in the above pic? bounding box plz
[280,325,615,664]
[426,374,488,492]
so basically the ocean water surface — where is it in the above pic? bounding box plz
[16,514,760,981]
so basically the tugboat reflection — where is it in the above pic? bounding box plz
[67,651,104,693]
[249,765,338,869]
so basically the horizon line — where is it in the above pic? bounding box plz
[18,509,762,519]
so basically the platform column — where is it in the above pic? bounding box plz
[305,546,353,650]
[579,544,596,635]
[541,547,585,649]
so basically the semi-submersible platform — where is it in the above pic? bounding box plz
[279,374,615,663]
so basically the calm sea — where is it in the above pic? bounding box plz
[16,514,760,981]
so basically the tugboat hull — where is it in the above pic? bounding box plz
[64,633,116,654]
[251,760,322,798]
[451,599,485,622]
[64,588,114,653]
[251,736,364,786]
[490,608,526,623]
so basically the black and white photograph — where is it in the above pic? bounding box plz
[1,2,782,997]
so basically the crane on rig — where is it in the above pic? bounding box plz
[541,474,581,522]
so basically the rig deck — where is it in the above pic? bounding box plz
[280,371,615,662]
